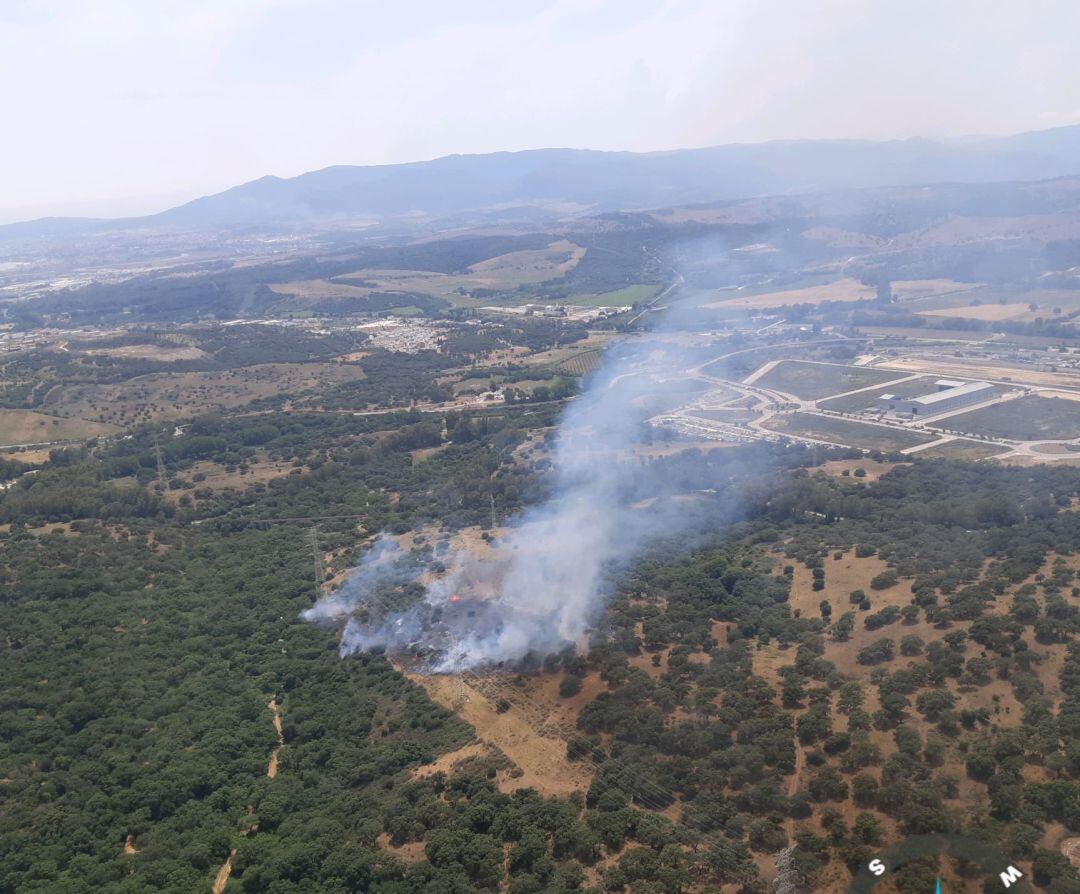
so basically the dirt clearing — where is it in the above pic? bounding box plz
[267,699,284,778]
[407,671,592,797]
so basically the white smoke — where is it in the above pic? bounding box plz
[300,533,419,623]
[305,333,720,672]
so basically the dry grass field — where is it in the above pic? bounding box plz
[812,458,906,481]
[42,362,368,424]
[817,376,930,412]
[919,302,1031,322]
[85,344,211,362]
[762,412,935,451]
[270,240,586,308]
[889,278,982,302]
[0,447,54,464]
[946,393,1080,441]
[878,356,1080,389]
[466,240,586,284]
[161,457,296,502]
[754,360,904,400]
[915,439,1012,460]
[0,409,117,445]
[405,671,595,798]
[705,276,874,310]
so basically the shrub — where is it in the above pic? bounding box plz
[870,570,899,591]
[559,675,583,698]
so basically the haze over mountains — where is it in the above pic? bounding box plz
[6,125,1080,241]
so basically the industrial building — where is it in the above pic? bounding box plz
[877,379,995,416]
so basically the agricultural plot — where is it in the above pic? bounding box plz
[566,284,660,307]
[269,240,588,310]
[753,360,905,400]
[557,348,603,376]
[919,303,1030,322]
[704,276,874,310]
[888,278,981,303]
[945,394,1080,441]
[905,285,1080,324]
[762,412,936,451]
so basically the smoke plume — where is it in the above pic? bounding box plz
[306,328,723,672]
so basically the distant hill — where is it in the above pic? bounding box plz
[5,125,1080,240]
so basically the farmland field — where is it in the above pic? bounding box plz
[761,412,936,450]
[753,360,906,399]
[566,284,660,306]
[705,275,874,309]
[919,303,1031,322]
[945,394,1080,440]
[556,347,603,376]
[889,278,982,302]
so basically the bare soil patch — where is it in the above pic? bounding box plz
[406,672,593,798]
[812,459,904,481]
[267,699,284,779]
[376,833,427,862]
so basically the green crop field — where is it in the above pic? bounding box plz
[567,283,661,306]
[557,347,604,376]
[945,395,1080,440]
[762,412,936,451]
[754,360,906,400]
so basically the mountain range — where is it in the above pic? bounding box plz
[6,125,1080,241]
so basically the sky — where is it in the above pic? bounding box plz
[2,0,1079,223]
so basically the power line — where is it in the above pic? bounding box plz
[310,526,325,599]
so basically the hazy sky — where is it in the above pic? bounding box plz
[2,0,1079,222]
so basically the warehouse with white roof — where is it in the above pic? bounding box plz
[877,380,995,416]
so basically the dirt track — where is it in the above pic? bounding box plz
[267,699,284,778]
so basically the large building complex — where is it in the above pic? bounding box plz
[877,379,995,416]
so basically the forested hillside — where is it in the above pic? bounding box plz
[6,380,1080,893]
